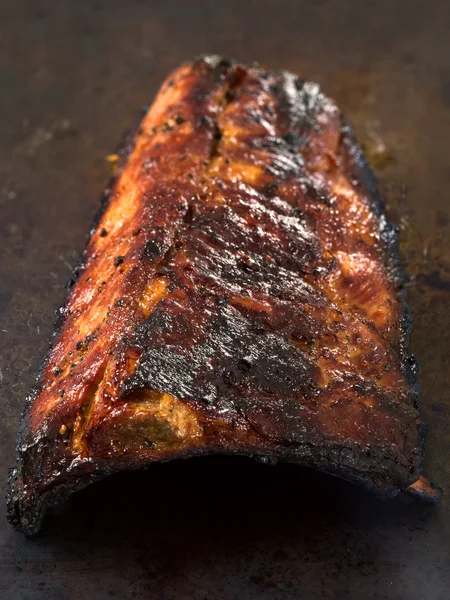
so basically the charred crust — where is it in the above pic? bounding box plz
[113,255,125,268]
[7,55,438,535]
[142,240,162,260]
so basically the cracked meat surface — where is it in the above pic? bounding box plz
[7,55,437,535]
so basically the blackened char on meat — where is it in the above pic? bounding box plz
[7,55,440,535]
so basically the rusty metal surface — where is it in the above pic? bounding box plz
[0,1,449,598]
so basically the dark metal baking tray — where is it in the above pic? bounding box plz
[1,1,449,598]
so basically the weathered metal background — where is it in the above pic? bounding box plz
[0,1,449,598]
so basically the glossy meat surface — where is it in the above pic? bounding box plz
[7,55,438,535]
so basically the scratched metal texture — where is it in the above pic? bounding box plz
[0,1,449,599]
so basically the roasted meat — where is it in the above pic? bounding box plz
[7,55,440,535]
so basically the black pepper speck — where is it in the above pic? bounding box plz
[114,256,125,267]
